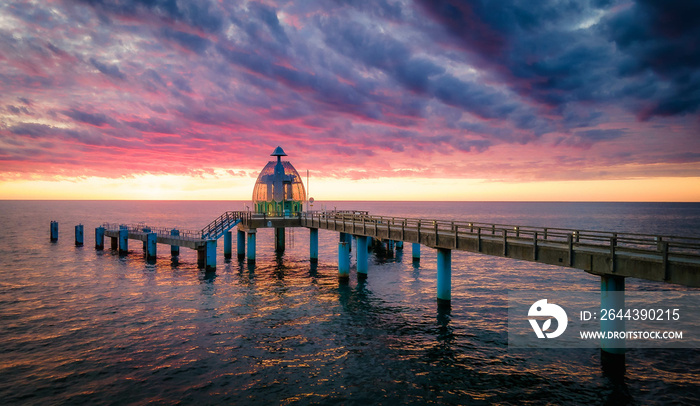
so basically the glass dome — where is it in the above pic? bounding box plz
[252,147,306,215]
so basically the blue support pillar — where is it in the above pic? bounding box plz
[356,236,368,279]
[338,241,350,280]
[206,240,217,270]
[170,229,180,256]
[437,248,452,307]
[247,230,257,263]
[50,221,58,242]
[237,230,245,260]
[110,236,118,250]
[412,243,421,262]
[275,227,285,253]
[310,228,319,263]
[118,225,128,255]
[601,275,626,356]
[74,224,84,246]
[95,226,105,250]
[147,232,157,261]
[224,231,232,259]
[142,227,150,251]
[396,240,404,250]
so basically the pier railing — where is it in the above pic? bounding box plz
[102,223,204,242]
[301,211,700,256]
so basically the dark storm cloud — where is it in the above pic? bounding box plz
[417,0,700,119]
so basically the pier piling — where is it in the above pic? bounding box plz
[237,230,245,260]
[437,248,452,308]
[118,225,128,255]
[224,231,232,259]
[146,232,157,260]
[412,243,420,262]
[74,224,84,246]
[310,228,319,263]
[338,241,350,280]
[50,221,58,242]
[95,226,105,250]
[356,236,368,279]
[275,227,285,252]
[170,229,180,256]
[206,240,217,270]
[247,230,257,263]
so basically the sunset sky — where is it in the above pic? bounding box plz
[1,0,698,201]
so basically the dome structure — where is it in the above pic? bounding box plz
[252,147,306,215]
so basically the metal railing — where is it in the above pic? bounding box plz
[102,223,204,242]
[301,211,700,256]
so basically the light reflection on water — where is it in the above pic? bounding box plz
[0,201,699,404]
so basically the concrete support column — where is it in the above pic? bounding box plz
[142,227,150,251]
[224,231,232,259]
[110,236,118,250]
[396,240,404,250]
[412,243,421,262]
[310,228,319,263]
[50,221,58,242]
[170,229,180,256]
[74,224,83,246]
[206,240,217,270]
[601,275,626,356]
[146,232,157,260]
[247,230,257,263]
[237,230,245,260]
[338,241,350,280]
[356,236,368,279]
[275,227,285,252]
[437,248,452,307]
[118,225,128,255]
[95,226,105,250]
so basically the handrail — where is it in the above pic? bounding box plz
[300,211,700,255]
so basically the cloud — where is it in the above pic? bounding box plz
[89,57,126,80]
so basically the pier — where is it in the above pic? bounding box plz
[49,147,700,369]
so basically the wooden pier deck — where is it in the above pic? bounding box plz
[296,211,700,287]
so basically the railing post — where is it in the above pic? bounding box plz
[568,233,574,267]
[662,241,670,281]
[532,231,538,260]
[503,229,508,256]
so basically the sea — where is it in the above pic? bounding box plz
[1,201,699,405]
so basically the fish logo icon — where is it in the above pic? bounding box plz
[528,299,568,339]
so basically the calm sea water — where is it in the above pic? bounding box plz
[1,201,699,405]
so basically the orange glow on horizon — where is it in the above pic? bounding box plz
[0,175,698,202]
